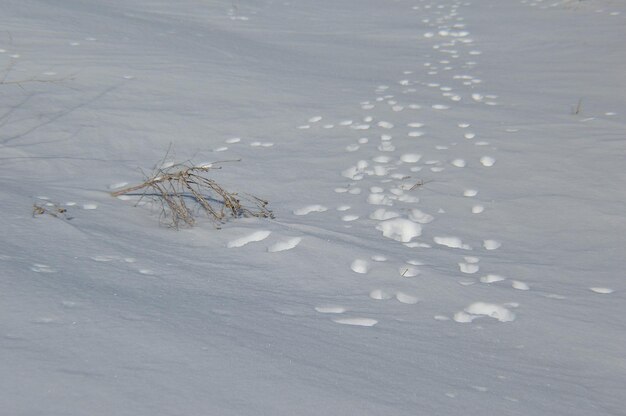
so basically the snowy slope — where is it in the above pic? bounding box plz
[1,0,625,415]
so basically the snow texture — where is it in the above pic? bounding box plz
[1,0,625,414]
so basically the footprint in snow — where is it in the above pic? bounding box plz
[480,156,496,167]
[227,230,271,248]
[267,237,302,253]
[315,305,346,314]
[458,262,479,274]
[590,287,614,294]
[91,255,118,262]
[350,259,370,274]
[433,236,471,250]
[293,205,328,216]
[512,280,530,291]
[396,292,419,304]
[333,317,378,327]
[480,274,506,284]
[314,303,378,327]
[453,302,516,323]
[250,141,274,147]
[370,289,393,300]
[376,218,422,243]
[30,264,55,273]
[483,239,501,250]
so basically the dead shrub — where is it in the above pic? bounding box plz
[111,161,273,229]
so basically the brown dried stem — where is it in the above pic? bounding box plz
[111,162,273,228]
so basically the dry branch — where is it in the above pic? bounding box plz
[111,162,273,228]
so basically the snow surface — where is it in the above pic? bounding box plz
[1,0,625,415]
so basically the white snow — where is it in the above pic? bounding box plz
[2,0,625,414]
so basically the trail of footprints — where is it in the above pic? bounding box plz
[223,0,615,327]
[291,0,516,327]
[293,0,570,328]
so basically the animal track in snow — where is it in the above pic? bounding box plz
[341,215,359,222]
[396,292,419,304]
[459,262,479,274]
[377,218,422,243]
[315,305,346,314]
[351,259,370,274]
[377,121,394,129]
[512,280,530,291]
[454,302,516,323]
[451,159,466,168]
[91,255,118,262]
[480,156,496,167]
[400,153,422,163]
[249,141,274,147]
[480,274,506,283]
[293,205,328,215]
[227,230,271,248]
[590,287,614,294]
[333,317,378,327]
[370,289,393,300]
[483,240,501,250]
[30,264,55,273]
[267,237,302,253]
[433,236,471,250]
[408,209,434,224]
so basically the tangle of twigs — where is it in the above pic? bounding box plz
[111,161,273,229]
